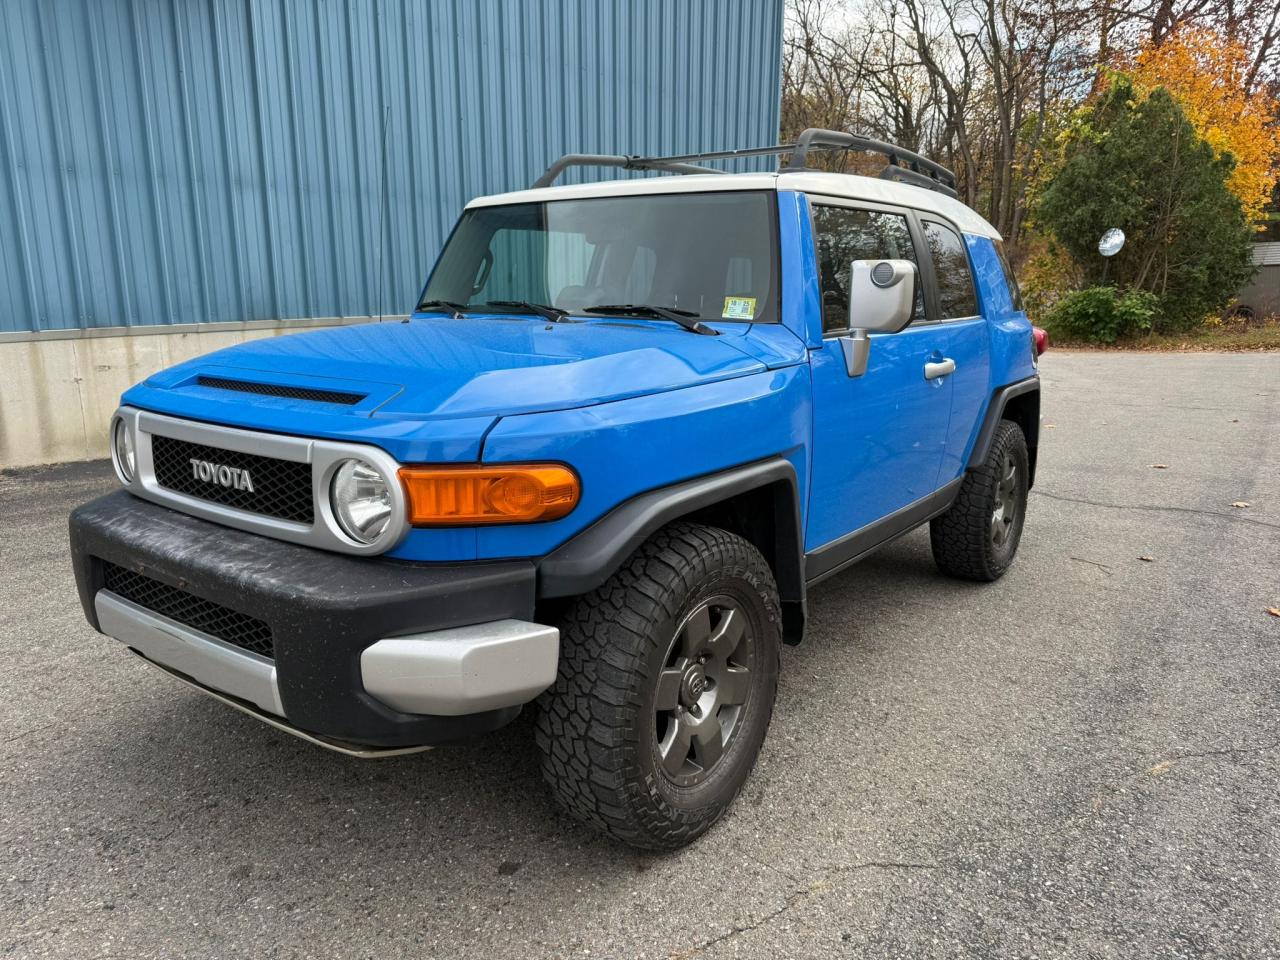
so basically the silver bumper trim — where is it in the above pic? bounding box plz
[361,619,560,716]
[95,590,285,717]
[128,651,433,759]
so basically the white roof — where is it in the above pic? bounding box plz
[467,170,1001,240]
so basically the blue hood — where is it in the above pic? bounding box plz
[124,317,805,460]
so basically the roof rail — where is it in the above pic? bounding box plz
[783,129,957,198]
[532,128,958,199]
[530,154,726,189]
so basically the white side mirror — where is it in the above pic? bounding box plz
[840,259,917,377]
[849,259,916,333]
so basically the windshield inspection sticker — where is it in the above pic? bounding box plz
[722,296,756,320]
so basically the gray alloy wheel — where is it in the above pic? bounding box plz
[654,596,755,787]
[990,448,1020,549]
[930,418,1029,582]
[535,522,781,850]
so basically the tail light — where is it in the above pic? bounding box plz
[1032,326,1049,357]
[399,464,580,525]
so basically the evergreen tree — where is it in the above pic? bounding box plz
[1038,76,1255,331]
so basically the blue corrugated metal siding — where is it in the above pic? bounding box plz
[0,0,782,335]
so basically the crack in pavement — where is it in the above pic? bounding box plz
[740,850,804,887]
[669,862,936,958]
[961,740,1280,855]
[1164,741,1280,763]
[670,893,803,959]
[1,720,60,746]
[1033,490,1280,530]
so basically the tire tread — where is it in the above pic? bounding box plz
[930,419,1028,582]
[534,522,780,849]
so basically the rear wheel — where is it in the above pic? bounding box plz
[930,419,1029,581]
[534,522,781,850]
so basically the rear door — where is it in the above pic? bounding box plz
[917,218,992,484]
[804,198,953,563]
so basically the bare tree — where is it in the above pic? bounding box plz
[781,0,1278,251]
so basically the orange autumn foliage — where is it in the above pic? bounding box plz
[1127,27,1280,225]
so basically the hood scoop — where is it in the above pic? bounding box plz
[194,374,367,406]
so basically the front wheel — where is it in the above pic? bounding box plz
[534,522,781,850]
[930,419,1029,581]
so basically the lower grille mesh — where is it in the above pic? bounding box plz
[151,434,313,524]
[102,562,275,659]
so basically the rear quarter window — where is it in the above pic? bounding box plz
[993,240,1024,311]
[921,220,979,319]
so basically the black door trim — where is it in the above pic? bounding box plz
[804,477,963,585]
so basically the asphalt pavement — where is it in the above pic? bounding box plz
[2,350,1278,959]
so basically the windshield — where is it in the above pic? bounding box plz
[423,191,779,323]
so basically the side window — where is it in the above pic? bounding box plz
[921,220,978,319]
[811,204,925,333]
[993,239,1024,311]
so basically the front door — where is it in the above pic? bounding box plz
[804,199,954,565]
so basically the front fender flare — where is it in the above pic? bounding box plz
[536,457,805,639]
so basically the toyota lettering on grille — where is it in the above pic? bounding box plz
[189,458,255,492]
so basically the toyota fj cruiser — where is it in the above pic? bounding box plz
[70,129,1042,850]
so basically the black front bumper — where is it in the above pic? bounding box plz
[70,491,537,747]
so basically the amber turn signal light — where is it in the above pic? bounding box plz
[399,464,580,525]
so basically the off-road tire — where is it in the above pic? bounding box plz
[534,522,781,850]
[930,419,1029,581]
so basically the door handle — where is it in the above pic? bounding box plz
[924,358,956,380]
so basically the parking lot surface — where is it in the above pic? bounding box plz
[2,350,1278,959]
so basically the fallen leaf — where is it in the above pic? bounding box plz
[1138,556,1154,562]
[1230,418,1240,423]
[1231,501,1250,509]
[1150,464,1168,469]
[1148,761,1174,776]
[1267,607,1280,618]
[1045,423,1057,429]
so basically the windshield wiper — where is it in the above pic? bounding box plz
[479,299,572,323]
[581,304,718,336]
[414,298,471,319]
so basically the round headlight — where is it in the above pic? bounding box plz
[112,418,136,483]
[330,458,392,544]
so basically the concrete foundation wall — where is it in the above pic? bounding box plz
[0,319,378,469]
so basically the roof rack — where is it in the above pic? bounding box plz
[530,154,727,189]
[531,128,958,199]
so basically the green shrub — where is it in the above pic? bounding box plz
[1044,286,1159,343]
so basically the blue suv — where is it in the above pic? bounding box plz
[70,130,1041,849]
